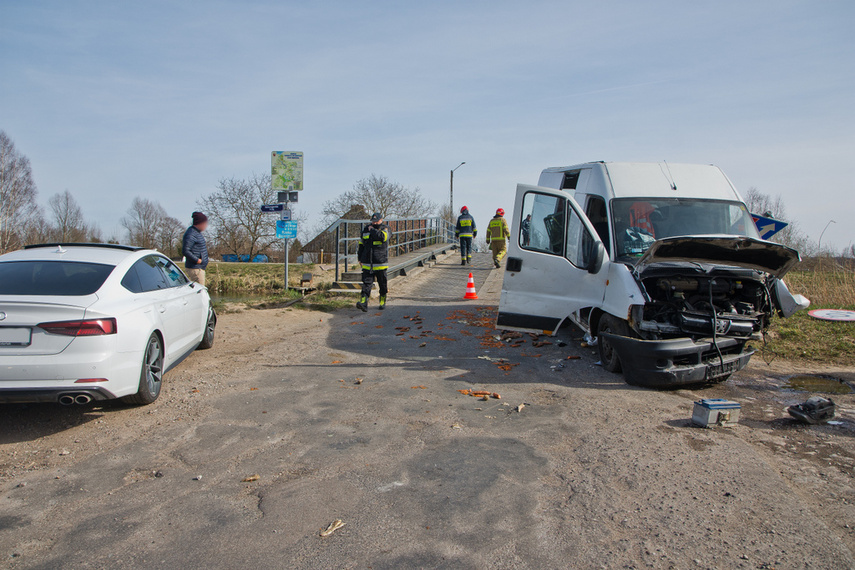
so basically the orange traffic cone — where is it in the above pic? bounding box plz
[464,272,479,300]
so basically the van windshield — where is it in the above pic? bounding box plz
[611,198,759,261]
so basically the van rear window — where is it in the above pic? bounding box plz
[0,261,114,296]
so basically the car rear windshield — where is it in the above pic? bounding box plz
[0,261,115,296]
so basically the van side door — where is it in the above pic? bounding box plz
[497,184,608,335]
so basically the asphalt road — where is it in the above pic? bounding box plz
[1,253,853,569]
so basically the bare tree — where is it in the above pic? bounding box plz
[0,131,40,252]
[321,174,436,225]
[157,215,184,258]
[743,187,814,254]
[197,173,278,259]
[48,190,88,242]
[121,197,174,250]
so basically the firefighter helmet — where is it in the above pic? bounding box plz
[496,208,505,216]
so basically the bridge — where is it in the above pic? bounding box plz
[320,216,457,290]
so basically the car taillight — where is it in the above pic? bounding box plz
[38,318,117,336]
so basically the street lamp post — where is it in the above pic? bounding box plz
[818,219,836,270]
[818,219,836,254]
[450,162,465,222]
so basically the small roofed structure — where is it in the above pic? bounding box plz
[302,205,368,263]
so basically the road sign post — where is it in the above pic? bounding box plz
[272,151,304,291]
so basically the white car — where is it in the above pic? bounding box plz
[0,243,216,405]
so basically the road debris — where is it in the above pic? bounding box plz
[566,355,581,360]
[241,474,260,482]
[457,389,501,400]
[532,340,552,348]
[515,404,526,413]
[411,385,427,389]
[788,396,836,424]
[451,422,463,429]
[193,475,203,481]
[320,519,346,537]
[419,342,427,347]
[354,378,363,385]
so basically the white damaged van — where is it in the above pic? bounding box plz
[497,162,809,387]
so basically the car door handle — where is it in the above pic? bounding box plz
[159,306,167,313]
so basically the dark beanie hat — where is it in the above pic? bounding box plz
[192,211,208,225]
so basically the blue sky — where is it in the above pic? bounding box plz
[1,0,852,248]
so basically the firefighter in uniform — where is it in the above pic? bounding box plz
[455,206,477,265]
[486,208,510,268]
[356,212,390,312]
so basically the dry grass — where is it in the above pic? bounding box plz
[205,262,332,295]
[755,269,855,365]
[784,269,855,307]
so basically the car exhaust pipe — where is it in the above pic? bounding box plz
[74,394,92,405]
[58,394,76,406]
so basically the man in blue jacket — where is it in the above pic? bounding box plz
[183,211,209,285]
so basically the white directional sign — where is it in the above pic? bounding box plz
[281,209,292,221]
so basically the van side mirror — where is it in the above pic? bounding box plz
[588,241,605,274]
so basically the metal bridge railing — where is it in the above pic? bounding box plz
[333,216,454,281]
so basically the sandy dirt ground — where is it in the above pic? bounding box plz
[1,253,853,569]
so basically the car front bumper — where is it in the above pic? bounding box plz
[601,334,754,388]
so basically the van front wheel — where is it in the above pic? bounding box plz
[597,315,629,374]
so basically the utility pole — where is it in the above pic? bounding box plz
[450,162,465,222]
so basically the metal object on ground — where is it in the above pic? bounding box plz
[788,396,836,424]
[808,309,855,322]
[692,398,741,427]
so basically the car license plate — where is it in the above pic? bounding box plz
[0,327,32,347]
[705,360,737,379]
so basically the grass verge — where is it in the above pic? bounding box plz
[755,269,855,366]
[207,262,321,295]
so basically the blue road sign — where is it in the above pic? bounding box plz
[261,204,285,213]
[751,214,788,240]
[276,220,298,239]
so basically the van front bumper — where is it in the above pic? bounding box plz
[600,334,754,388]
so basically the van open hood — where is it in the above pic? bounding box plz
[635,235,801,278]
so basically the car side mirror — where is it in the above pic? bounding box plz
[588,241,605,274]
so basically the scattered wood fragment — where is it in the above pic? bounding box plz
[320,520,346,537]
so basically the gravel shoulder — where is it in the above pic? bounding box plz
[1,254,853,569]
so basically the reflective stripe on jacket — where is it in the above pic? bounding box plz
[455,213,477,238]
[486,216,510,244]
[357,223,390,271]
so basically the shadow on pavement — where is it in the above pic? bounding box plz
[0,401,126,444]
[321,298,634,393]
